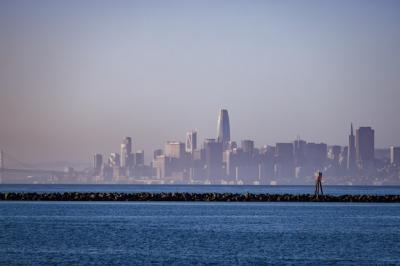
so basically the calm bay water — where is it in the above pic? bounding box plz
[2,184,400,195]
[1,201,400,265]
[1,185,400,265]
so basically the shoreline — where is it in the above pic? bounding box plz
[1,192,400,202]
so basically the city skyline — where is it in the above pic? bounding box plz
[0,107,399,166]
[1,0,400,164]
[61,108,397,186]
[1,107,400,186]
[1,2,400,265]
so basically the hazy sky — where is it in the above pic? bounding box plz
[0,0,400,164]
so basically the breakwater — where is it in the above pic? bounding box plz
[1,192,400,202]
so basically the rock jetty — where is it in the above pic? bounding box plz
[1,192,400,203]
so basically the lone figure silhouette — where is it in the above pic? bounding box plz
[314,172,323,197]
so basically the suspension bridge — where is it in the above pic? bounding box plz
[0,150,67,183]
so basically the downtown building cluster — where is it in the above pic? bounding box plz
[92,110,400,185]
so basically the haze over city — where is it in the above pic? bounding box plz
[2,2,400,265]
[1,0,400,165]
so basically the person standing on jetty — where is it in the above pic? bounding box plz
[314,172,323,197]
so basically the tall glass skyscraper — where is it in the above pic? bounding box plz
[217,109,230,145]
[120,137,132,168]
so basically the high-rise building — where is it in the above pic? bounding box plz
[225,148,241,179]
[108,153,120,167]
[228,141,237,150]
[154,155,174,179]
[153,149,163,159]
[204,139,223,181]
[93,154,103,175]
[356,127,375,163]
[275,143,295,178]
[165,142,185,159]
[276,143,294,160]
[293,139,307,167]
[340,147,348,169]
[347,123,356,171]
[328,146,341,162]
[101,163,113,181]
[258,146,275,181]
[135,150,145,166]
[217,109,230,147]
[120,137,132,168]
[390,146,400,165]
[186,131,197,153]
[305,142,327,172]
[241,140,255,154]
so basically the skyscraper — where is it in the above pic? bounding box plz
[135,150,145,166]
[356,127,375,163]
[305,142,327,171]
[328,146,341,162]
[186,130,197,153]
[165,141,185,159]
[347,123,356,171]
[204,139,223,182]
[217,109,230,146]
[241,140,255,154]
[293,139,307,167]
[275,143,295,178]
[93,154,103,175]
[120,137,132,168]
[108,153,120,167]
[153,149,163,159]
